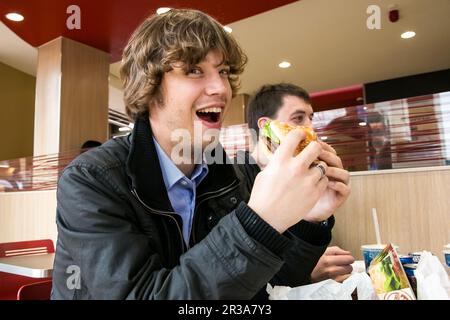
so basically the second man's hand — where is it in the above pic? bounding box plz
[311,246,355,283]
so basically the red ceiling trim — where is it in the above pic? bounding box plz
[0,0,298,62]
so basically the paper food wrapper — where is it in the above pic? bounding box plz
[414,251,450,300]
[368,243,415,300]
[267,272,377,300]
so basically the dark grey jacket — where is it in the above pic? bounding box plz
[51,118,330,299]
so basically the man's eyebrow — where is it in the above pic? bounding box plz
[290,110,314,118]
[214,62,229,68]
[290,110,306,117]
[194,60,229,68]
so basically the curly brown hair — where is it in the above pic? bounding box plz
[120,9,248,121]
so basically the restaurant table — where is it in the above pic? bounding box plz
[0,253,54,278]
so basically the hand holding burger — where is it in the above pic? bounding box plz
[248,120,351,230]
[259,120,351,223]
[248,128,329,233]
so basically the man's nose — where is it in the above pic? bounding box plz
[303,118,313,128]
[205,73,228,96]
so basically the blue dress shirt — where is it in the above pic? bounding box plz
[153,137,209,245]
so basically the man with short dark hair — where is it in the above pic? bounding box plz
[247,83,312,136]
[235,83,354,284]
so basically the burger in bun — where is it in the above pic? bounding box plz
[261,120,318,157]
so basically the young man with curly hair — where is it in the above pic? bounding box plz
[52,9,346,299]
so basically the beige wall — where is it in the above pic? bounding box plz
[0,62,35,161]
[332,166,450,263]
[0,190,57,244]
[222,94,249,127]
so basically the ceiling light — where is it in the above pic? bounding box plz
[320,136,328,141]
[278,61,291,69]
[359,122,367,126]
[363,106,368,110]
[401,31,416,39]
[119,127,131,132]
[5,13,24,22]
[156,7,171,15]
[223,26,232,33]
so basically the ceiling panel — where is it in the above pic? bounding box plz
[0,0,297,62]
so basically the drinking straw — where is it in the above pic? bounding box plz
[372,208,382,245]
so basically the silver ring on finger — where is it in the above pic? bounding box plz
[315,162,326,180]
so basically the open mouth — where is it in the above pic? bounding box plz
[196,107,222,125]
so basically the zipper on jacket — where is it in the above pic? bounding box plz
[196,179,239,202]
[131,188,188,254]
[191,179,240,245]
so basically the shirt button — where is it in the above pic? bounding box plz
[181,180,188,186]
[229,196,237,204]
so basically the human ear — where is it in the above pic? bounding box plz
[257,117,270,129]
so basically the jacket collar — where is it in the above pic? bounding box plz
[126,117,238,211]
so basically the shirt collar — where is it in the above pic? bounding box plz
[153,137,208,190]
